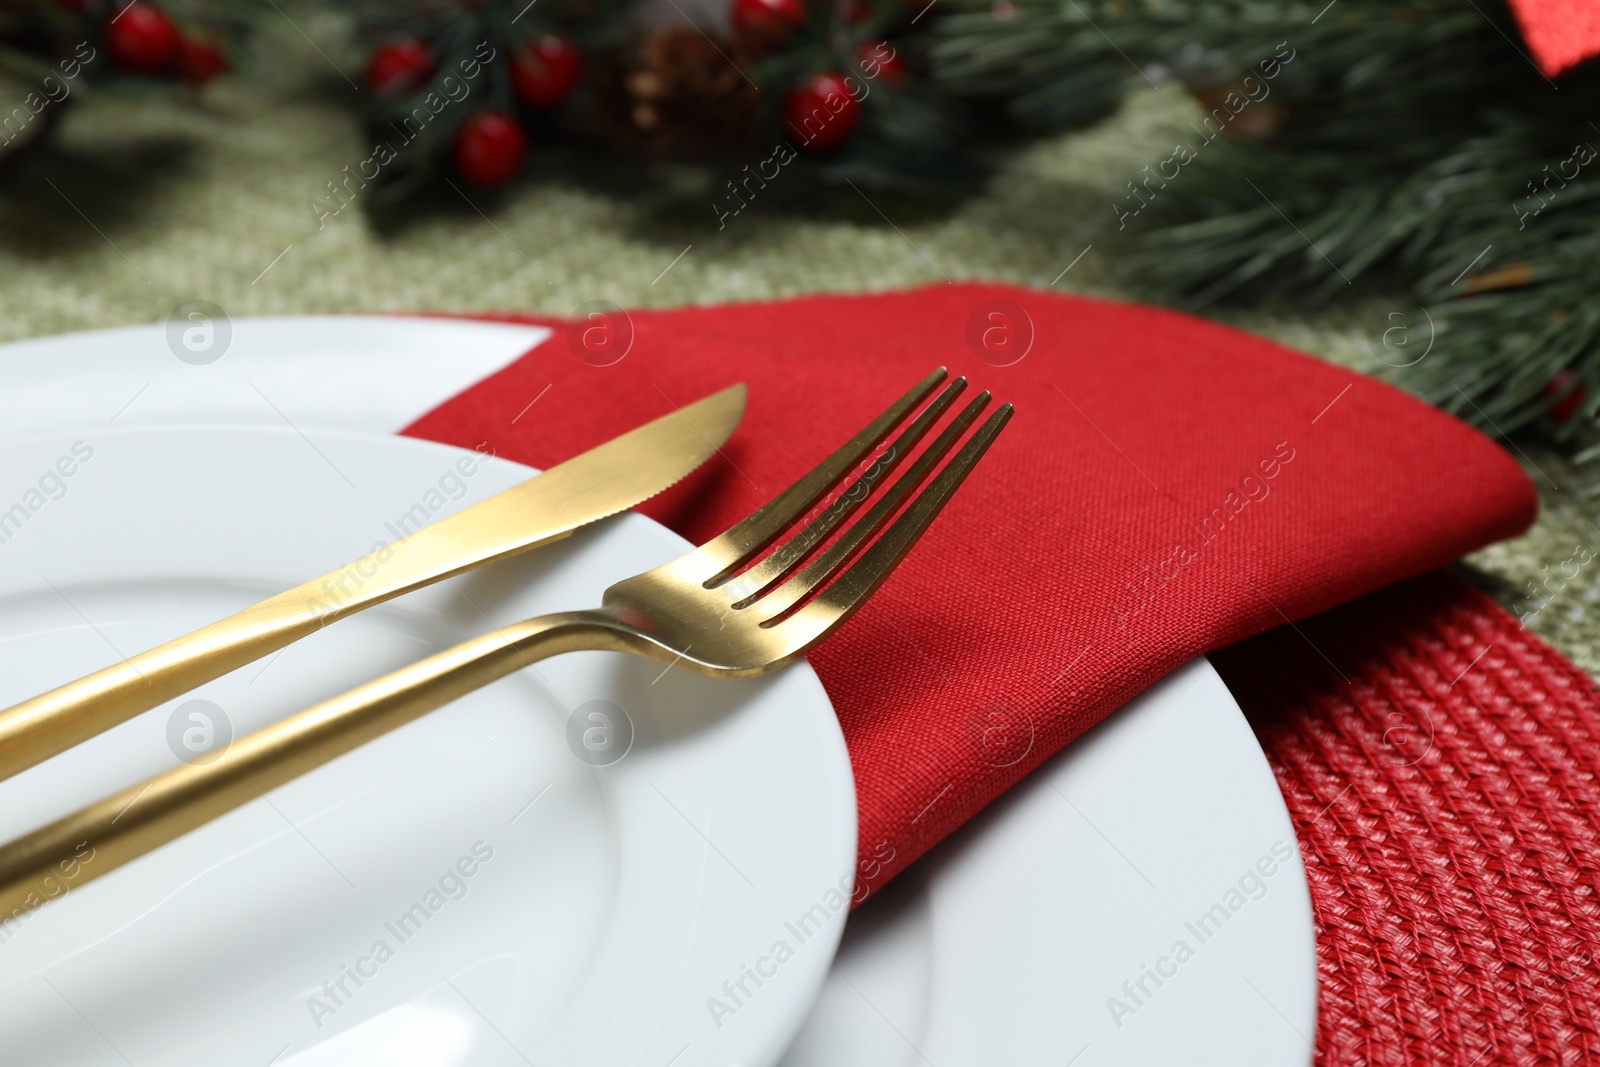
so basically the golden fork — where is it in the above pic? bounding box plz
[0,368,1009,917]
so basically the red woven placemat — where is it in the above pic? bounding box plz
[1212,569,1600,1065]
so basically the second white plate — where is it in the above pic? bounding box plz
[780,658,1317,1066]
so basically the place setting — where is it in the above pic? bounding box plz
[0,282,1554,1067]
[7,0,1600,1055]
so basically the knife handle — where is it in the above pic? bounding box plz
[0,529,567,784]
[0,578,345,784]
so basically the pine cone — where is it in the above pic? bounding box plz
[592,24,762,157]
[1187,82,1287,141]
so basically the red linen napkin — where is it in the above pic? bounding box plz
[403,282,1536,901]
[1506,0,1600,76]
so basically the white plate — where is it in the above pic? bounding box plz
[779,658,1317,1067]
[0,317,1318,1065]
[0,315,548,437]
[0,426,856,1067]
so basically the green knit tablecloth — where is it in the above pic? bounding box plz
[2,24,1595,676]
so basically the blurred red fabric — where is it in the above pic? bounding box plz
[1507,0,1600,76]
[404,283,1536,899]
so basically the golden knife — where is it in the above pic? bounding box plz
[0,384,746,783]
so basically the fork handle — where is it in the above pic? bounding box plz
[0,611,629,921]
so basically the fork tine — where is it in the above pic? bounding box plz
[703,367,948,578]
[723,376,968,603]
[775,402,1012,628]
[753,391,994,616]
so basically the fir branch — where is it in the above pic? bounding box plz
[932,0,1600,446]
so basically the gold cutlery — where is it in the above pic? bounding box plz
[0,385,745,784]
[0,369,1009,916]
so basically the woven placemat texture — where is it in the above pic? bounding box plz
[1213,570,1600,1064]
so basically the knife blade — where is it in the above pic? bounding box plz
[0,383,746,782]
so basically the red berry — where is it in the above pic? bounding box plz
[855,39,906,85]
[511,35,581,107]
[180,37,227,84]
[365,39,435,96]
[730,0,805,36]
[1542,369,1588,423]
[106,3,182,75]
[785,71,862,153]
[453,110,527,187]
